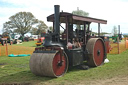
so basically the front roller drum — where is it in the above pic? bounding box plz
[86,38,106,67]
[29,51,68,77]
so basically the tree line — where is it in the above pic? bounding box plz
[3,8,110,36]
[3,12,48,36]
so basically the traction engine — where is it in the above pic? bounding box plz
[29,5,109,77]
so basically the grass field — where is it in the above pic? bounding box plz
[0,41,128,85]
[0,41,36,56]
[14,41,37,47]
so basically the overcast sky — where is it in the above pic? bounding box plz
[0,0,128,34]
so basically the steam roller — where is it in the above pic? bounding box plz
[29,5,109,77]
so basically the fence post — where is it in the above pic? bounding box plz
[5,41,8,56]
[117,37,120,54]
[125,37,128,49]
[0,46,1,56]
[125,37,126,48]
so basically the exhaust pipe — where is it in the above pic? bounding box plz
[54,5,60,35]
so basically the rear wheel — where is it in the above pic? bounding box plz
[29,51,68,77]
[86,38,106,67]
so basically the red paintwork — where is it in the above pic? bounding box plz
[52,52,67,76]
[94,40,104,66]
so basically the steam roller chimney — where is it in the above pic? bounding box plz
[54,5,60,35]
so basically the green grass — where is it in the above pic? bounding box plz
[0,41,128,84]
[13,41,37,47]
[0,41,36,56]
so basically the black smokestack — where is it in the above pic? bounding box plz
[54,5,60,35]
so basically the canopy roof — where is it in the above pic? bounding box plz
[47,12,107,24]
